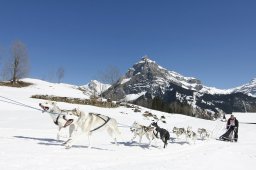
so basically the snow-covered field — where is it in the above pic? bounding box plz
[0,79,256,170]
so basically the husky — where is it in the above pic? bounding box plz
[63,108,121,149]
[197,128,210,140]
[186,127,197,144]
[172,127,186,139]
[130,121,155,146]
[39,101,75,141]
[151,122,170,148]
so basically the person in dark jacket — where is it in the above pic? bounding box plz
[219,114,239,142]
[226,114,239,142]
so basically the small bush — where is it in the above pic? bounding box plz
[0,81,32,88]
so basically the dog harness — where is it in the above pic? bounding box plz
[53,114,73,128]
[153,130,160,138]
[90,114,111,132]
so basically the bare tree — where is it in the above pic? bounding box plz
[56,67,65,83]
[0,45,3,80]
[0,44,3,65]
[99,65,121,85]
[97,65,121,100]
[3,40,30,83]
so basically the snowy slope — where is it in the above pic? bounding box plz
[9,78,90,99]
[0,79,256,170]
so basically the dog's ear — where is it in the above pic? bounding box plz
[76,107,80,112]
[74,108,81,116]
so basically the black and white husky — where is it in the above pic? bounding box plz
[130,121,155,146]
[172,126,186,139]
[151,122,170,148]
[39,101,74,141]
[186,127,197,144]
[197,128,210,140]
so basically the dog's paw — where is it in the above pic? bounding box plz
[64,140,73,149]
[62,139,71,145]
[65,144,72,149]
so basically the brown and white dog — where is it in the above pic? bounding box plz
[130,121,155,146]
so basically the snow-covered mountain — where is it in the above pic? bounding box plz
[231,78,256,97]
[103,56,256,118]
[104,56,229,100]
[79,80,111,97]
[104,56,200,99]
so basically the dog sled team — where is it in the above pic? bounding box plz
[39,101,120,149]
[39,101,235,150]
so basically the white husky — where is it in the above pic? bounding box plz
[63,108,121,149]
[39,101,75,141]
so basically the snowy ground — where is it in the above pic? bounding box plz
[0,79,256,170]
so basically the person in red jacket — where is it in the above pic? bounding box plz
[219,114,239,142]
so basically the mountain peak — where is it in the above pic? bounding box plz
[135,55,156,65]
[250,78,256,84]
[106,56,204,102]
[141,55,155,63]
[80,80,110,97]
[126,55,168,81]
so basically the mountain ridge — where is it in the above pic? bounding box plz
[103,56,256,119]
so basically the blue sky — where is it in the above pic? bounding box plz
[0,0,255,88]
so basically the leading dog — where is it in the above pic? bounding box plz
[39,101,75,141]
[63,108,121,149]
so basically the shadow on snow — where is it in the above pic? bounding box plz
[13,135,111,151]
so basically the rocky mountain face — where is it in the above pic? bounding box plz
[103,56,256,119]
